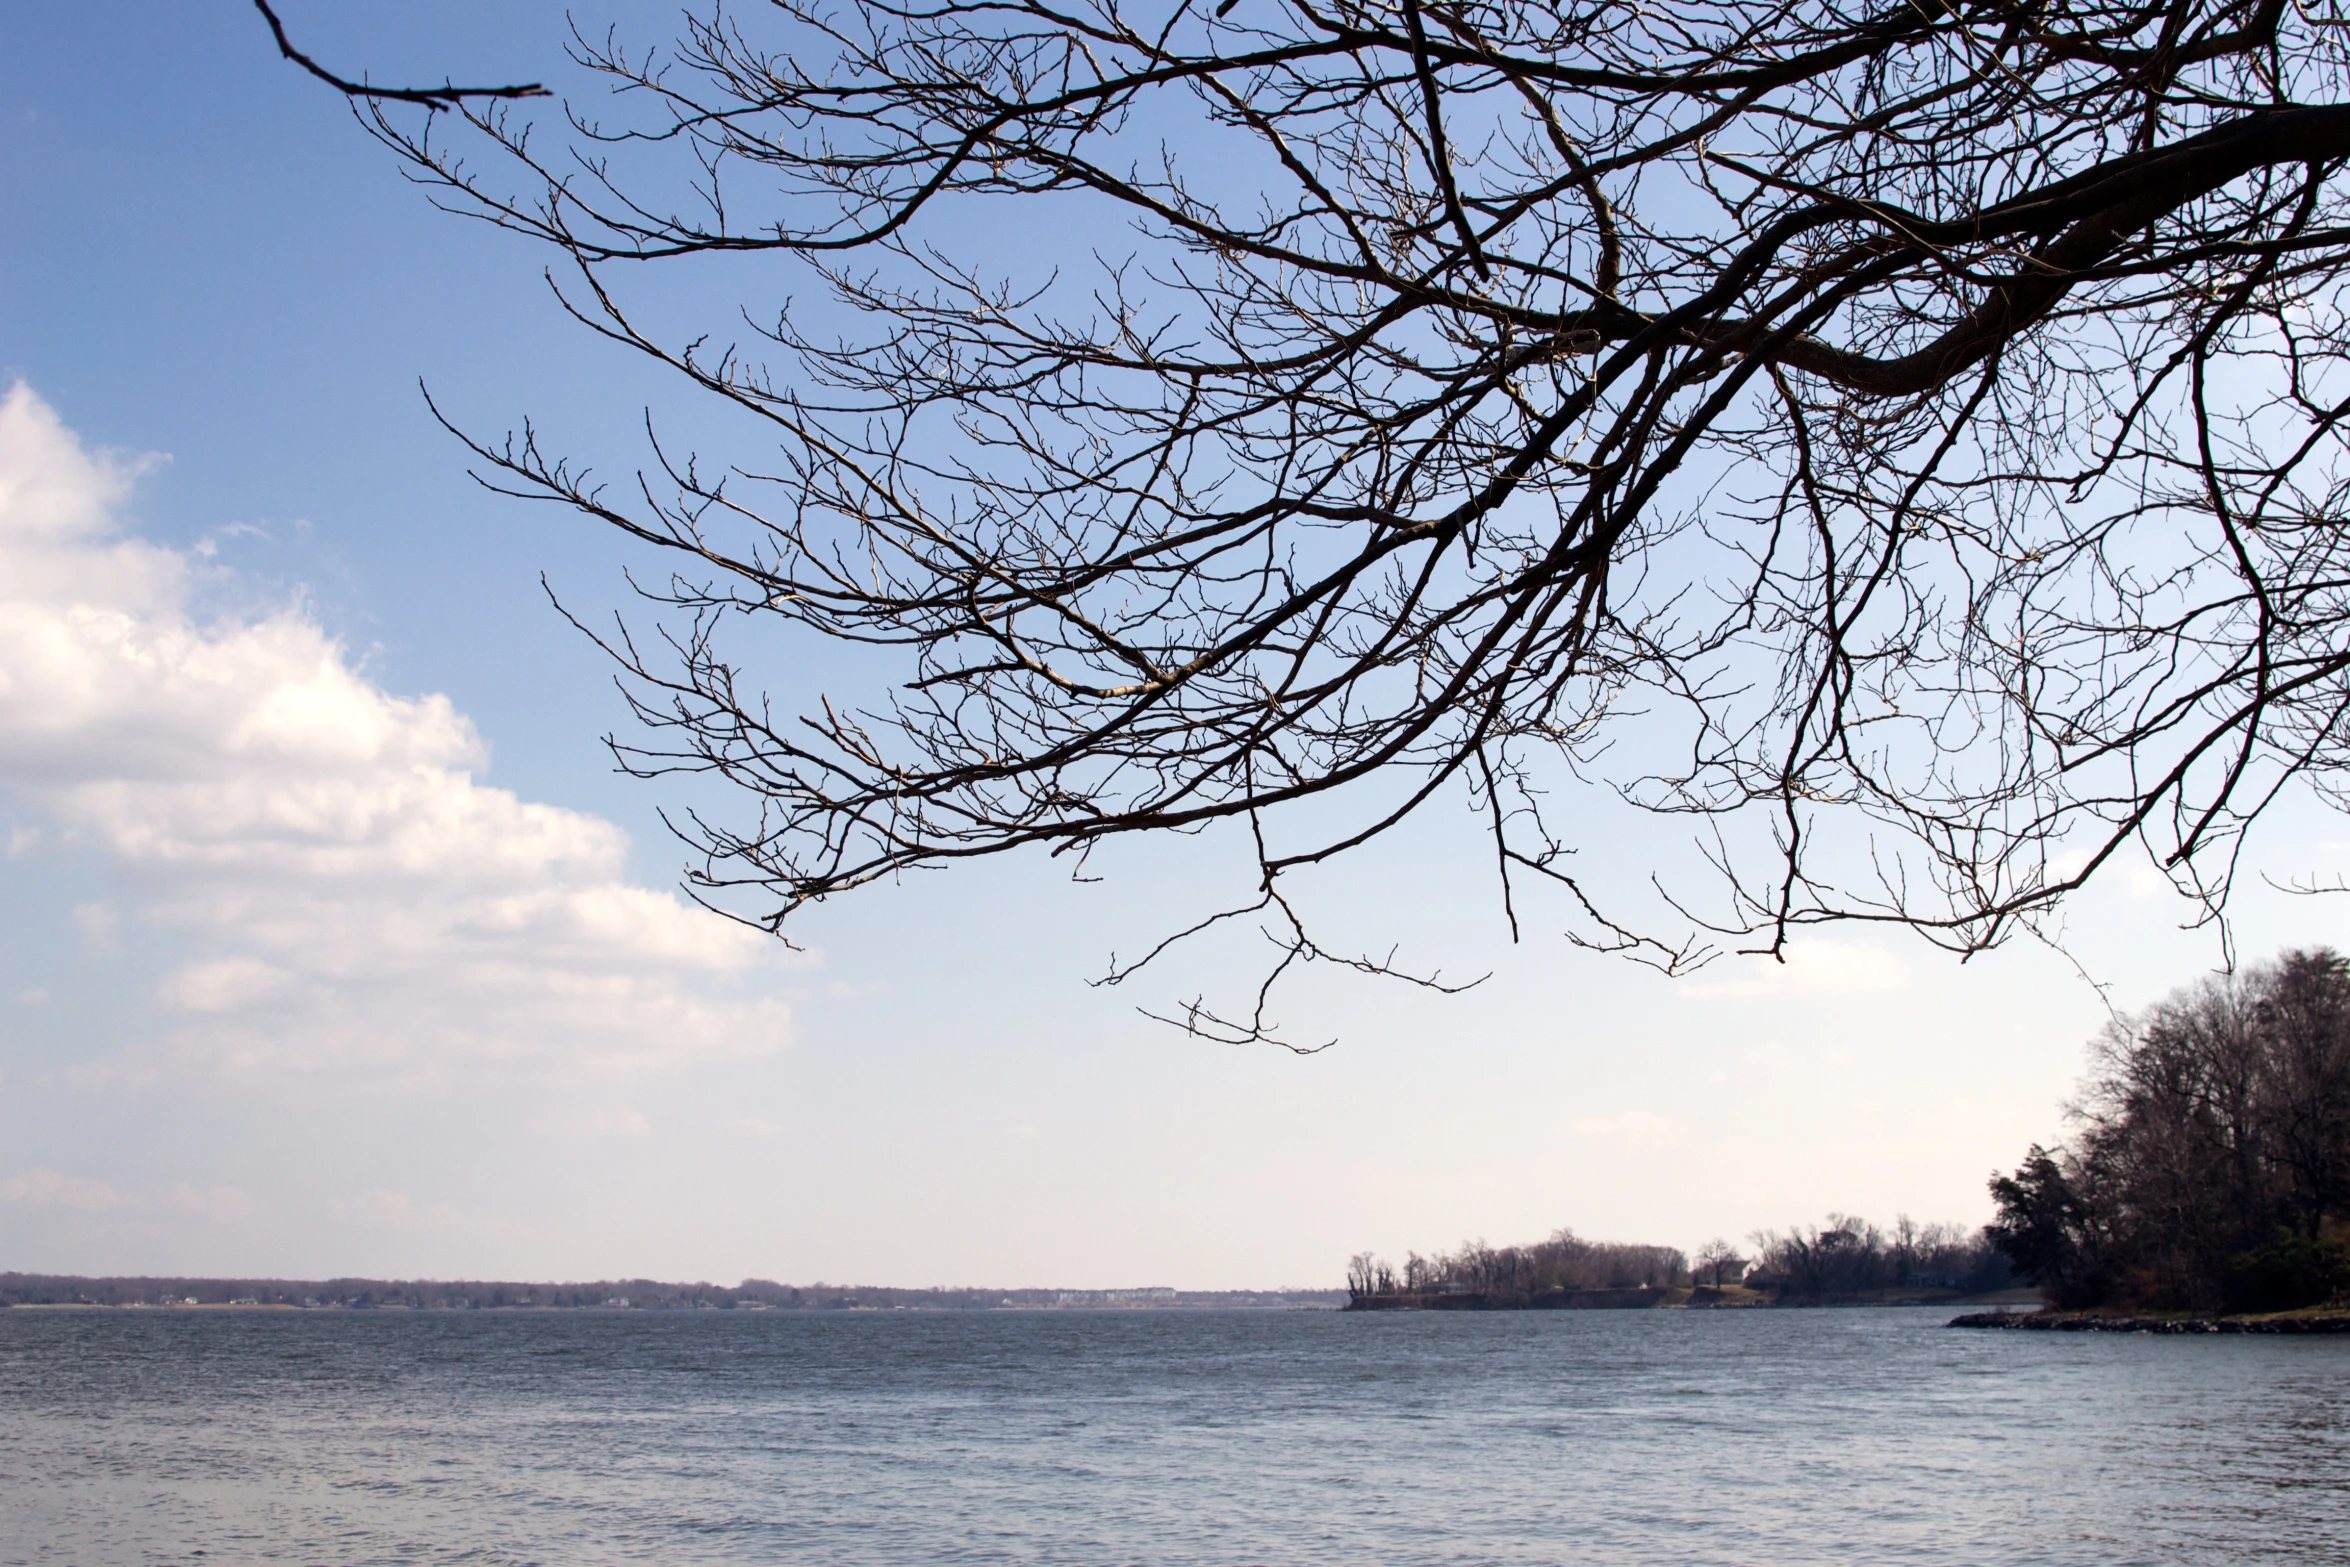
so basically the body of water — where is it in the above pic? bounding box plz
[2,1305,2346,1564]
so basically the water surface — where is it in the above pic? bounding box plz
[2,1306,2345,1564]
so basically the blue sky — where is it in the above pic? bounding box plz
[3,1,2346,1289]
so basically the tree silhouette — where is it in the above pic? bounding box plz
[274,0,2350,1039]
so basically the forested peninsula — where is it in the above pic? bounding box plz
[1355,946,2350,1324]
[1982,946,2350,1320]
[1345,1217,2017,1310]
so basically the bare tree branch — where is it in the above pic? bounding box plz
[253,0,545,108]
[329,0,2350,1039]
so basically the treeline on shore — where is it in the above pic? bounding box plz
[1987,946,2350,1315]
[1346,1217,2013,1309]
[0,1274,1343,1311]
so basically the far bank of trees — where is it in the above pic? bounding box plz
[1988,948,2350,1314]
[1348,1217,2008,1308]
[1746,1218,2010,1300]
[1348,1230,1689,1306]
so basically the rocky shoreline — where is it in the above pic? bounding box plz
[1949,1310,2350,1333]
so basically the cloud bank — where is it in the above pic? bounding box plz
[0,383,788,1078]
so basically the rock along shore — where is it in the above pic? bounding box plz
[1949,1310,2350,1333]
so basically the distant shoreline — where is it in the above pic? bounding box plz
[0,1273,1346,1312]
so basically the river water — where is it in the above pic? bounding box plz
[2,1305,2345,1564]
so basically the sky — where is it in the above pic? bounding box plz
[4,1,2348,1291]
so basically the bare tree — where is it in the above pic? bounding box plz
[275,0,2350,1039]
[1345,1250,1397,1300]
[1693,1238,1745,1287]
[2256,948,2350,1234]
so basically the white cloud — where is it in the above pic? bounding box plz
[1564,1109,1678,1145]
[1,1167,128,1211]
[0,1166,252,1220]
[69,901,118,946]
[1687,938,1912,998]
[529,1104,654,1141]
[156,957,291,1013]
[0,383,790,1078]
